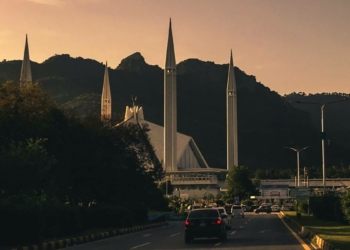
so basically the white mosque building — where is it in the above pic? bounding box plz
[101,20,239,199]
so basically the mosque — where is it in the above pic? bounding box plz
[19,20,239,199]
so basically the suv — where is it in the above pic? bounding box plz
[231,205,244,218]
[214,207,231,230]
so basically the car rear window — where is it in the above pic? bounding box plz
[217,208,225,213]
[188,209,219,218]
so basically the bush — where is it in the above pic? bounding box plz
[0,202,133,247]
[309,194,346,223]
[340,191,350,223]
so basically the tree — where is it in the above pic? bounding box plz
[0,138,57,200]
[340,190,350,223]
[224,166,255,203]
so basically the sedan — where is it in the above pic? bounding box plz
[184,208,227,243]
[271,205,280,212]
[254,205,272,214]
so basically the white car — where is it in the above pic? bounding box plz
[231,205,244,218]
[270,205,280,212]
[215,207,232,230]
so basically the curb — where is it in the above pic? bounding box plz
[280,212,338,250]
[11,222,169,250]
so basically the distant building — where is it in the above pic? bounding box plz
[116,103,226,199]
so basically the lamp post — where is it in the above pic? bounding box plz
[295,98,348,192]
[284,146,310,186]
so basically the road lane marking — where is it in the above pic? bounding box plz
[245,222,248,224]
[142,234,151,237]
[130,242,150,249]
[215,242,221,246]
[170,233,180,237]
[239,226,243,228]
[278,214,312,250]
[230,231,236,235]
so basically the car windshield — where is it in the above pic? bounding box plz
[188,209,219,218]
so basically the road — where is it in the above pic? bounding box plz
[62,213,312,250]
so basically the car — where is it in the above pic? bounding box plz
[281,204,294,211]
[270,205,280,212]
[254,205,272,214]
[184,208,227,243]
[224,204,232,214]
[214,207,231,230]
[231,205,244,218]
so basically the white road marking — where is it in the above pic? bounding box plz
[230,231,236,235]
[278,213,312,250]
[215,242,221,246]
[142,234,151,237]
[260,230,265,233]
[170,233,180,237]
[130,243,150,249]
[239,226,243,228]
[245,222,248,224]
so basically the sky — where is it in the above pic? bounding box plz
[1,0,349,95]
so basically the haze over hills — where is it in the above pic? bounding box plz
[1,53,349,170]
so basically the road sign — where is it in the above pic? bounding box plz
[290,188,310,200]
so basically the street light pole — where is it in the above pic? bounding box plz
[295,98,348,193]
[321,104,325,193]
[284,146,310,187]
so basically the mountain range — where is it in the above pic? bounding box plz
[1,53,349,170]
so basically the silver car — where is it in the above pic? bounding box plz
[215,207,232,230]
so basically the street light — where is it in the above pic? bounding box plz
[295,98,348,192]
[284,146,310,187]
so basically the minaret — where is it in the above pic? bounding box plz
[101,62,112,121]
[20,34,32,87]
[164,19,177,173]
[227,50,238,170]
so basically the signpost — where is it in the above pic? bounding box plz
[290,187,312,217]
[290,187,311,200]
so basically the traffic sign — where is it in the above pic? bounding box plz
[290,188,310,200]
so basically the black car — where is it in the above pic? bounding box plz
[254,205,272,214]
[184,208,227,243]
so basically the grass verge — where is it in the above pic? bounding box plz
[283,211,350,250]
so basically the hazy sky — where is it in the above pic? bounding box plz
[1,0,349,95]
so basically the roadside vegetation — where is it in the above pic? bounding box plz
[0,82,169,248]
[283,211,350,250]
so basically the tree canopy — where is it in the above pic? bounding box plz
[0,81,166,210]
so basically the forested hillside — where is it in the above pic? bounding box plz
[1,53,349,169]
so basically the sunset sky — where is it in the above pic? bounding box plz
[1,0,349,95]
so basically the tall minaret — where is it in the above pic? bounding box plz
[227,50,238,170]
[164,19,177,173]
[20,34,32,87]
[101,62,112,121]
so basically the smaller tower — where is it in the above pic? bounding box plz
[101,62,112,121]
[227,50,238,170]
[20,34,32,87]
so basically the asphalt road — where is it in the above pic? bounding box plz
[62,213,312,250]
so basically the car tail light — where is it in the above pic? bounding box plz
[185,220,190,226]
[216,219,222,225]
